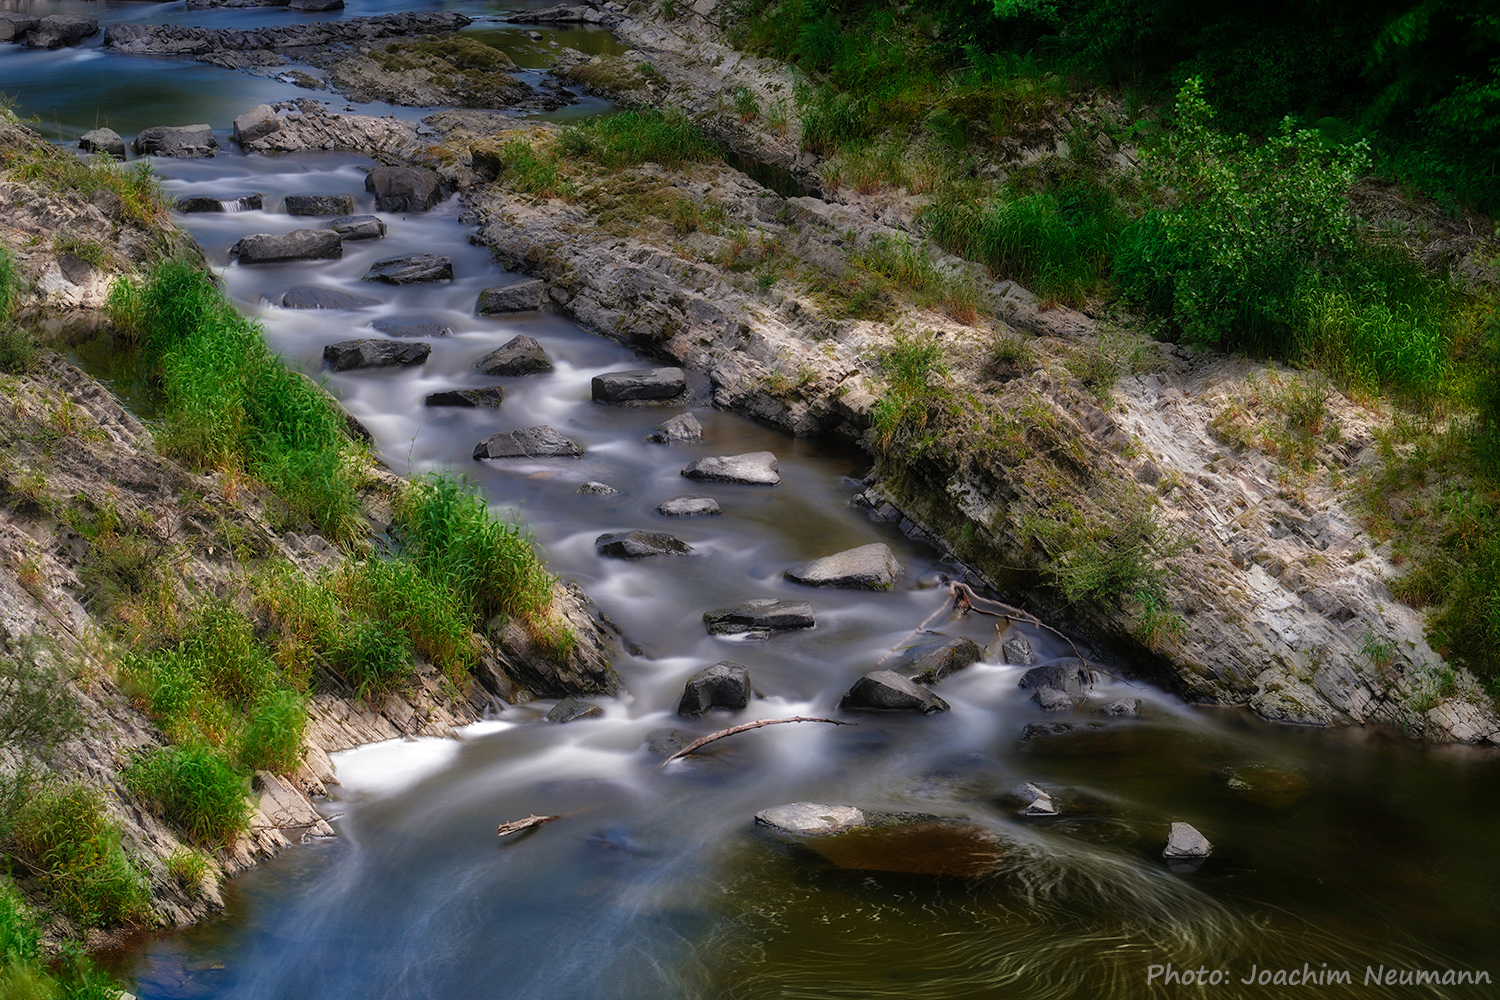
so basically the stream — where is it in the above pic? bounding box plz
[4,3,1500,997]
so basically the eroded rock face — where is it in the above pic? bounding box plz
[704,598,814,635]
[322,339,430,371]
[134,124,218,158]
[476,335,552,376]
[365,164,442,212]
[682,452,779,486]
[231,229,342,264]
[840,670,949,714]
[591,367,686,404]
[786,543,901,590]
[676,661,751,717]
[473,425,583,460]
[595,530,693,559]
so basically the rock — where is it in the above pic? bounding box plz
[754,802,866,836]
[78,128,125,159]
[476,280,545,313]
[473,425,583,460]
[176,196,228,213]
[370,316,450,338]
[676,661,751,717]
[1098,697,1140,717]
[362,253,453,284]
[284,194,355,216]
[1163,821,1212,859]
[840,670,949,714]
[657,495,720,517]
[0,14,39,44]
[591,367,687,404]
[328,215,386,240]
[322,339,430,371]
[1032,687,1077,712]
[424,387,505,408]
[288,0,343,9]
[595,530,693,559]
[365,164,442,212]
[1219,764,1311,809]
[645,728,698,756]
[785,543,902,590]
[703,598,814,635]
[1001,634,1035,666]
[230,229,342,264]
[232,104,280,145]
[577,481,618,495]
[105,12,474,57]
[801,818,1004,877]
[545,697,602,723]
[475,335,552,376]
[280,286,379,310]
[647,412,702,443]
[902,635,983,684]
[133,124,218,158]
[1018,661,1095,697]
[26,14,98,49]
[1020,722,1074,742]
[682,452,779,486]
[1010,782,1058,816]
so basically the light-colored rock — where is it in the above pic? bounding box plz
[785,542,901,590]
[1163,822,1212,859]
[754,802,866,836]
[682,451,779,485]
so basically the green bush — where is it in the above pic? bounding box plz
[236,688,307,774]
[0,877,129,999]
[333,558,477,678]
[332,617,414,699]
[123,745,249,846]
[10,784,148,928]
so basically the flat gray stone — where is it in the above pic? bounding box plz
[365,164,442,212]
[657,495,720,517]
[577,481,618,495]
[677,661,751,717]
[545,697,601,723]
[133,123,217,158]
[371,316,450,338]
[476,335,552,376]
[473,425,582,460]
[323,339,429,371]
[328,215,386,240]
[281,286,379,310]
[232,104,280,144]
[840,670,949,713]
[786,543,902,590]
[477,280,545,313]
[595,530,693,559]
[1163,822,1212,858]
[424,387,504,408]
[682,452,779,486]
[591,367,686,403]
[285,194,354,216]
[362,253,453,284]
[231,229,342,264]
[755,802,866,836]
[704,598,814,635]
[647,412,702,443]
[79,128,125,159]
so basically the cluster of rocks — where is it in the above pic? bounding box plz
[0,13,98,49]
[102,12,473,58]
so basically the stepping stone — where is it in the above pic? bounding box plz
[78,128,125,158]
[577,481,618,495]
[322,339,430,371]
[177,193,264,213]
[839,670,949,714]
[755,803,866,836]
[285,194,354,216]
[328,215,386,240]
[1163,822,1211,858]
[682,452,779,486]
[423,387,504,408]
[785,542,902,590]
[230,229,342,264]
[476,335,552,376]
[476,279,544,313]
[371,316,451,338]
[545,698,602,724]
[703,598,814,635]
[232,104,280,144]
[472,425,582,460]
[365,165,441,212]
[901,635,983,684]
[657,495,720,517]
[361,253,453,284]
[647,412,702,443]
[133,123,217,158]
[595,530,692,559]
[676,661,751,717]
[591,368,686,403]
[281,286,380,310]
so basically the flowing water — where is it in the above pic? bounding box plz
[4,6,1500,997]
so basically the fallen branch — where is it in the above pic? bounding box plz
[496,813,561,837]
[659,716,851,767]
[955,582,1138,687]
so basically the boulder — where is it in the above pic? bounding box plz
[476,280,545,313]
[545,697,602,723]
[475,335,552,376]
[473,425,583,460]
[230,229,342,264]
[1097,697,1140,717]
[424,387,504,408]
[1020,722,1074,742]
[284,194,354,216]
[1010,782,1058,817]
[1163,822,1212,859]
[323,339,430,371]
[647,412,702,443]
[1018,661,1095,697]
[232,104,280,145]
[26,14,98,49]
[785,543,902,590]
[595,530,693,559]
[362,253,453,284]
[591,367,687,404]
[577,481,618,495]
[133,124,218,158]
[1032,687,1077,712]
[0,14,40,44]
[682,452,779,486]
[754,802,866,836]
[176,196,227,213]
[280,286,379,310]
[288,0,344,9]
[902,635,984,684]
[371,316,450,338]
[328,215,386,240]
[365,164,442,212]
[78,128,125,159]
[703,598,814,635]
[676,661,751,717]
[1001,634,1036,666]
[657,495,720,517]
[840,670,949,714]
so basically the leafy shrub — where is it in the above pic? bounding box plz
[10,784,148,927]
[123,745,249,846]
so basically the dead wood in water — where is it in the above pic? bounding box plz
[496,813,561,837]
[658,716,851,767]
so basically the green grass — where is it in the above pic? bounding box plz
[0,140,170,232]
[559,109,718,170]
[122,745,249,847]
[493,137,568,199]
[10,784,148,928]
[851,236,979,321]
[0,878,127,999]
[870,330,947,448]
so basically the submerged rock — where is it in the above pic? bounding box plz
[281,286,379,310]
[1020,722,1075,742]
[78,128,125,159]
[657,495,720,517]
[785,543,902,590]
[1097,697,1141,717]
[366,164,442,212]
[231,229,342,264]
[1018,661,1095,698]
[591,368,686,404]
[545,697,602,724]
[476,335,552,376]
[477,280,545,314]
[361,252,453,284]
[285,194,354,216]
[423,387,504,408]
[645,728,698,757]
[595,530,693,559]
[682,452,779,486]
[902,635,984,684]
[676,661,751,717]
[704,599,815,635]
[473,425,582,460]
[647,412,702,443]
[322,339,429,371]
[840,670,949,714]
[755,802,866,836]
[134,123,218,158]
[328,214,386,240]
[232,104,280,145]
[371,316,450,338]
[1219,763,1311,809]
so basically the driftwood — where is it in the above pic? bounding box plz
[658,716,851,767]
[496,813,561,837]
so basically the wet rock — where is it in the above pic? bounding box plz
[322,339,430,371]
[647,412,702,443]
[1020,722,1074,742]
[105,12,474,57]
[902,635,983,684]
[1001,634,1035,666]
[232,104,280,144]
[477,280,545,313]
[595,530,693,559]
[371,316,450,338]
[78,128,125,159]
[577,481,618,495]
[231,229,342,264]
[704,598,814,635]
[1163,822,1212,859]
[682,452,779,486]
[840,670,949,714]
[288,0,343,10]
[1010,782,1058,816]
[591,367,687,404]
[676,661,751,717]
[475,335,552,376]
[785,543,902,590]
[134,123,218,158]
[1018,660,1095,697]
[176,196,228,213]
[424,387,504,408]
[754,802,866,836]
[285,194,354,216]
[803,819,1004,877]
[329,214,386,240]
[1219,764,1311,809]
[545,697,602,723]
[657,495,720,517]
[473,425,583,460]
[26,14,98,49]
[0,14,39,44]
[1033,687,1077,712]
[365,164,442,212]
[362,253,453,284]
[645,728,698,756]
[1097,697,1141,717]
[280,285,379,310]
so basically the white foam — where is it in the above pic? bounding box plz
[331,737,462,797]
